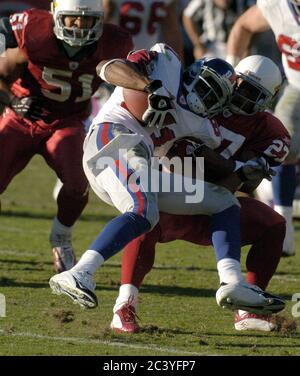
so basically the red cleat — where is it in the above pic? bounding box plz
[234,310,275,331]
[110,303,140,333]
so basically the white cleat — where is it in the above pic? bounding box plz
[216,282,285,315]
[234,310,275,332]
[49,270,98,309]
[52,246,76,273]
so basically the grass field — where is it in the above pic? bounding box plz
[0,155,300,356]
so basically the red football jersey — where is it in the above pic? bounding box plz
[214,111,291,166]
[9,9,133,128]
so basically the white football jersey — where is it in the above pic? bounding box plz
[93,43,221,156]
[257,0,300,89]
[109,0,175,50]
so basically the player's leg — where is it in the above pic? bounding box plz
[113,196,285,332]
[232,197,285,330]
[49,122,159,308]
[111,225,162,333]
[42,122,88,273]
[238,197,285,289]
[116,176,281,316]
[51,85,113,202]
[159,198,285,325]
[161,199,285,327]
[272,83,300,256]
[110,211,210,333]
[158,178,244,282]
[158,180,255,310]
[0,114,35,208]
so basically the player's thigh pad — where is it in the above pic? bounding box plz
[83,122,159,228]
[275,83,300,160]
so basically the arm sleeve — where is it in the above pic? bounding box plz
[0,17,18,48]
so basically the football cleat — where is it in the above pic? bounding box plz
[234,310,275,332]
[110,303,140,334]
[49,270,98,309]
[216,282,285,315]
[52,246,76,273]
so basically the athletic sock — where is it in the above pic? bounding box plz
[211,205,241,262]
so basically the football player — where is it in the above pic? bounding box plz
[49,45,282,317]
[102,0,183,60]
[226,0,300,256]
[0,0,133,272]
[109,55,290,333]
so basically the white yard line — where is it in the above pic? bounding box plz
[0,329,217,356]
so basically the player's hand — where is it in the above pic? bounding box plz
[10,96,43,122]
[236,156,276,182]
[142,79,178,128]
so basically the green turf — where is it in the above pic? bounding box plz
[0,155,299,356]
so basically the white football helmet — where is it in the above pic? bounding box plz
[230,55,282,116]
[51,0,104,47]
[183,58,236,118]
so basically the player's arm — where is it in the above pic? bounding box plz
[194,144,236,179]
[97,56,178,127]
[96,58,152,91]
[160,1,184,61]
[0,18,28,114]
[217,150,262,193]
[102,0,116,23]
[182,1,206,59]
[196,145,274,192]
[226,5,270,65]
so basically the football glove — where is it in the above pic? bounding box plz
[142,79,178,128]
[236,156,276,182]
[10,96,43,122]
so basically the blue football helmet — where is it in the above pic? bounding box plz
[183,58,236,118]
[290,0,300,16]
